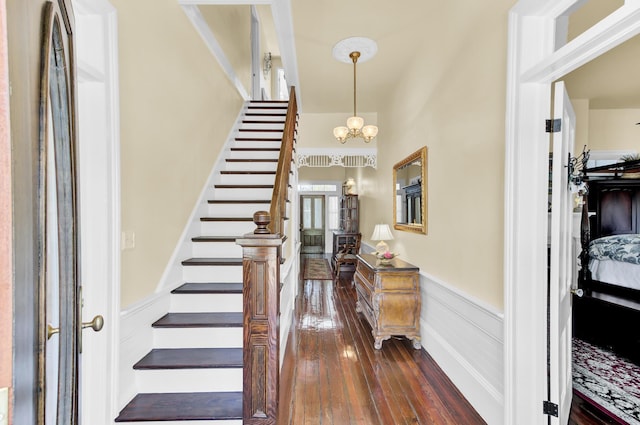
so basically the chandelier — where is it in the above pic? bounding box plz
[333,51,378,143]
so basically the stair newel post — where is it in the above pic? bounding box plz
[237,211,282,424]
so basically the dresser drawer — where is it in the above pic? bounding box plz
[354,270,374,307]
[357,259,374,277]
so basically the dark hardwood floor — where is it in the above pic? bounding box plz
[278,255,614,425]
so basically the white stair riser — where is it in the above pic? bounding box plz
[236,131,283,140]
[170,293,242,313]
[245,107,287,114]
[192,241,242,258]
[153,328,243,349]
[206,203,270,216]
[200,221,255,236]
[228,150,279,160]
[135,369,243,393]
[219,173,276,185]
[240,122,284,130]
[224,160,278,172]
[244,113,286,122]
[116,421,242,425]
[231,141,281,150]
[248,101,288,107]
[212,188,273,200]
[182,265,243,282]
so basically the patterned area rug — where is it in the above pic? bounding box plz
[303,259,333,280]
[573,338,640,424]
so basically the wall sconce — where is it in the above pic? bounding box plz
[263,52,272,77]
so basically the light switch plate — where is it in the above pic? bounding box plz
[0,387,8,425]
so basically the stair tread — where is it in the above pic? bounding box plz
[115,392,242,422]
[208,199,270,204]
[235,137,282,141]
[243,120,285,124]
[214,184,274,188]
[191,236,240,242]
[199,217,253,222]
[181,258,243,266]
[225,158,278,163]
[229,147,280,151]
[134,348,242,369]
[153,312,243,328]
[220,170,277,174]
[173,282,242,294]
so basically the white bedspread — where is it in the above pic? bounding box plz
[589,258,640,291]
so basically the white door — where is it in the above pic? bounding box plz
[73,0,120,423]
[549,80,576,425]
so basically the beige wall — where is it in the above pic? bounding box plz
[201,5,252,97]
[588,108,640,152]
[113,0,244,307]
[297,5,512,309]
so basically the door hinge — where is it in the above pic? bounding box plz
[543,400,558,417]
[546,118,561,133]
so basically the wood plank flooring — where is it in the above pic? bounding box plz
[278,255,615,425]
[278,255,485,424]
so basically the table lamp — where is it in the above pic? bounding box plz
[371,224,394,253]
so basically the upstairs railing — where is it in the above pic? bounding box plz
[269,86,297,236]
[237,87,297,425]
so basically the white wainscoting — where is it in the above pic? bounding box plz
[361,243,504,424]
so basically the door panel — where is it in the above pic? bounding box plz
[549,81,576,425]
[300,195,325,253]
[38,2,80,424]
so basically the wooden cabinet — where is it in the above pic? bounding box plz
[339,194,359,232]
[354,253,421,350]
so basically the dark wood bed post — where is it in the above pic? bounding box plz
[237,211,282,424]
[578,192,591,293]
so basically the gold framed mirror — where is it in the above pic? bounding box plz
[393,147,427,234]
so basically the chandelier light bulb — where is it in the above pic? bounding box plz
[347,116,364,131]
[362,125,378,142]
[333,126,349,143]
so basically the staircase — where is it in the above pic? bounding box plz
[115,100,290,424]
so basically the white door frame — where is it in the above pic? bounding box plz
[505,1,640,423]
[72,0,121,422]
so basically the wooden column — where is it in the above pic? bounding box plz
[237,211,282,424]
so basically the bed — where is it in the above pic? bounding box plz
[573,164,640,365]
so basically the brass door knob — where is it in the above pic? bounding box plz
[82,315,104,332]
[47,324,59,340]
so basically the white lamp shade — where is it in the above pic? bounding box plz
[333,126,349,141]
[371,224,394,241]
[347,116,364,131]
[362,125,378,140]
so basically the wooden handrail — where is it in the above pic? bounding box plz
[268,86,297,235]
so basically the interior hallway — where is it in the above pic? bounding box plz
[277,254,618,424]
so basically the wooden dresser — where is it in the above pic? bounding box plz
[354,253,421,350]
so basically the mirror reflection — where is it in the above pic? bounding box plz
[393,147,427,234]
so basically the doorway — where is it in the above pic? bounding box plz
[300,195,325,254]
[505,1,640,423]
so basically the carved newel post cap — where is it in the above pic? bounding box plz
[253,211,271,234]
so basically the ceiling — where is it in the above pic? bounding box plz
[194,0,640,115]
